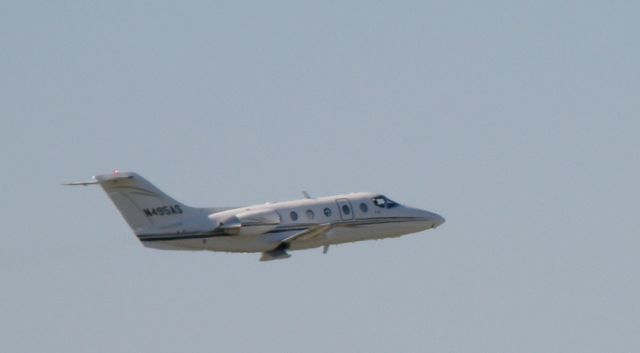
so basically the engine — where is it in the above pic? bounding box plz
[209,208,281,236]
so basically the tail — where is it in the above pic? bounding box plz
[90,172,211,236]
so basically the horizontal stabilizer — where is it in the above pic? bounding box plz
[63,180,99,186]
[63,171,133,186]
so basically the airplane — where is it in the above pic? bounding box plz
[66,171,445,261]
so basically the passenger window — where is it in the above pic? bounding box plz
[342,205,351,215]
[306,209,315,219]
[323,208,332,217]
[290,211,298,221]
[360,203,368,213]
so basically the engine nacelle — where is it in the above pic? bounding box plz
[209,208,281,236]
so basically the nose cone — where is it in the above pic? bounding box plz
[432,213,446,228]
[410,208,445,230]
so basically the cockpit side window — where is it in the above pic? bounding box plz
[372,195,399,209]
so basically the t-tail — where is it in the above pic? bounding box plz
[66,171,214,239]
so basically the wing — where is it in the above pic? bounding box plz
[260,223,333,261]
[282,223,332,244]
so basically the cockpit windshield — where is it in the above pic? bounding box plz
[372,195,399,209]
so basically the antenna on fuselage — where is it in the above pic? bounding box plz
[302,191,311,199]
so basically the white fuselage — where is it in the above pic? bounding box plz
[139,192,445,253]
[68,171,445,260]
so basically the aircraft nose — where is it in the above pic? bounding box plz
[413,208,445,229]
[432,213,445,228]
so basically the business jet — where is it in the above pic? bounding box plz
[66,171,445,261]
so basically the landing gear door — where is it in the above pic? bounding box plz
[336,198,354,220]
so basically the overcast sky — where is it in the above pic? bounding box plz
[1,1,639,352]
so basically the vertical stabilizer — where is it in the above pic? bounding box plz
[92,172,211,236]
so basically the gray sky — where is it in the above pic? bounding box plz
[1,1,639,352]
